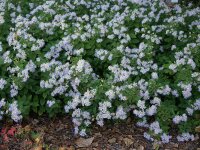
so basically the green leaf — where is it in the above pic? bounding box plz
[40,98,46,106]
[0,57,4,65]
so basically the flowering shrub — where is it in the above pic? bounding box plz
[0,0,200,143]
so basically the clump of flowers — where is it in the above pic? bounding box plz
[0,0,200,143]
[0,0,6,24]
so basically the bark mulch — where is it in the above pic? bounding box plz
[0,117,199,150]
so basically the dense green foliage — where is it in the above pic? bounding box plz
[0,0,200,143]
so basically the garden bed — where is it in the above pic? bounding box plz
[0,0,200,146]
[0,118,200,150]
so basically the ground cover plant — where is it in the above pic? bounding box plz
[0,0,200,144]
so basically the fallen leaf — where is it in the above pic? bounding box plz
[94,132,102,137]
[137,145,144,150]
[75,137,94,148]
[59,147,66,150]
[127,135,133,139]
[33,145,43,150]
[7,127,16,136]
[123,138,133,146]
[35,137,41,144]
[3,134,9,142]
[167,142,178,148]
[108,138,116,144]
[92,142,98,147]
[24,125,31,132]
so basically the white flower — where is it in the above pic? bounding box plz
[151,72,158,79]
[8,101,22,122]
[151,97,161,106]
[2,51,12,63]
[182,84,192,99]
[177,133,194,142]
[171,45,176,50]
[143,132,154,141]
[115,106,127,120]
[137,100,146,109]
[136,119,149,127]
[64,105,70,113]
[157,85,171,95]
[133,109,145,118]
[51,86,67,96]
[172,90,179,97]
[96,39,103,43]
[80,89,96,106]
[0,99,6,108]
[79,129,86,136]
[130,0,141,4]
[76,59,93,74]
[0,78,7,90]
[105,90,115,100]
[10,83,18,97]
[173,114,187,124]
[0,15,5,24]
[0,42,2,51]
[76,60,85,72]
[193,99,200,110]
[149,121,162,134]
[47,100,55,107]
[169,64,177,72]
[146,105,157,116]
[161,133,172,143]
[186,107,194,116]
[95,49,109,60]
[108,34,114,39]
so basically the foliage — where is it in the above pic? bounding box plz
[0,0,200,143]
